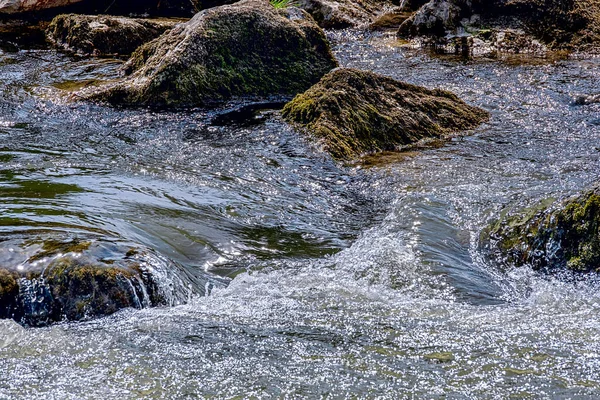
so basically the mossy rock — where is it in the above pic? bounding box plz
[484,186,600,274]
[43,258,159,322]
[494,0,600,51]
[46,14,185,57]
[282,68,489,161]
[0,269,19,319]
[83,0,338,107]
[296,0,393,29]
[0,238,198,326]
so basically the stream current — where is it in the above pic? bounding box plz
[0,30,599,398]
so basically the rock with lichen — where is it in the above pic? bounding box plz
[46,14,185,57]
[0,238,206,326]
[282,68,489,161]
[82,0,337,107]
[483,185,600,274]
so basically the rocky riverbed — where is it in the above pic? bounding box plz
[0,0,599,397]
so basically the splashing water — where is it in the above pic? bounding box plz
[0,31,599,398]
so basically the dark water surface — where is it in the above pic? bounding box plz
[0,30,599,398]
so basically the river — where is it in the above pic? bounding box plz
[0,29,599,398]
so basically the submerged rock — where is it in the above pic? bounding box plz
[0,238,202,326]
[83,0,337,107]
[282,68,489,161]
[484,186,600,274]
[46,14,184,57]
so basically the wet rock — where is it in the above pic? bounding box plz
[0,0,236,18]
[296,0,392,28]
[0,238,202,326]
[83,0,337,108]
[398,0,600,53]
[433,28,548,59]
[397,0,464,37]
[574,94,600,106]
[368,8,412,31]
[46,14,184,57]
[282,68,489,160]
[483,186,600,274]
[0,0,82,14]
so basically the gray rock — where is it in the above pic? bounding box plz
[296,0,390,28]
[46,14,185,56]
[398,0,464,37]
[574,94,600,105]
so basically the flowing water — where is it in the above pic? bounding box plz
[0,29,599,398]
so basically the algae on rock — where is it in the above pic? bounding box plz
[83,0,338,107]
[0,238,198,326]
[397,0,600,53]
[484,185,600,274]
[282,68,489,161]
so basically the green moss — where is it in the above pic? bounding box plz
[0,268,19,319]
[283,68,488,160]
[486,188,600,274]
[0,269,18,299]
[86,0,337,107]
[45,257,141,320]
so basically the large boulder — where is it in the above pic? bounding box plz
[0,238,199,326]
[46,14,184,57]
[282,68,489,160]
[397,0,465,37]
[83,0,337,107]
[483,186,600,274]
